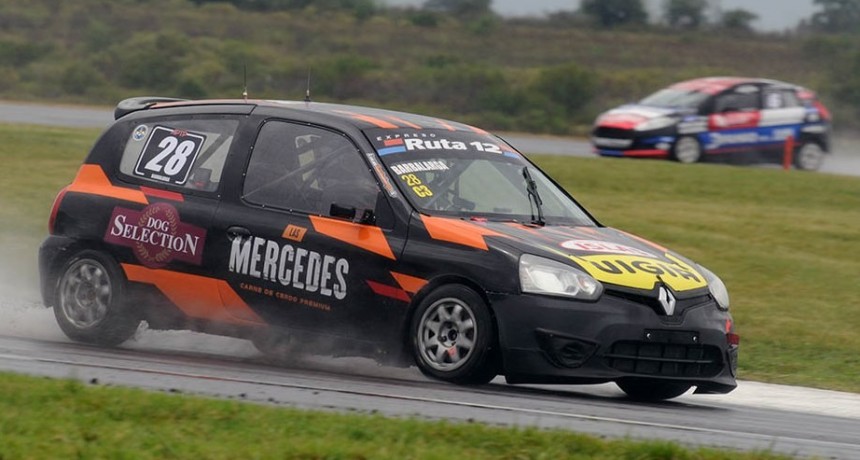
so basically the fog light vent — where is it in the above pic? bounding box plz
[535,329,597,369]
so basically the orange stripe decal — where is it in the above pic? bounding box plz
[390,272,428,294]
[310,216,396,260]
[122,264,263,325]
[618,229,668,252]
[466,124,490,135]
[384,115,421,129]
[333,110,398,129]
[367,280,410,302]
[435,119,456,131]
[140,186,184,202]
[218,282,264,323]
[67,164,148,204]
[420,215,505,251]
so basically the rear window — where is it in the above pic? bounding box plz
[118,118,239,192]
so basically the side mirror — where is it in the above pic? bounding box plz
[329,203,376,225]
[329,203,356,221]
[357,209,376,225]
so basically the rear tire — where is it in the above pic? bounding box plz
[795,142,825,171]
[617,378,692,401]
[54,250,140,346]
[411,285,497,385]
[671,136,702,164]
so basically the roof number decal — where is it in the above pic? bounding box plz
[134,126,206,186]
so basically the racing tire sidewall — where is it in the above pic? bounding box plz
[53,250,139,346]
[616,378,692,401]
[410,284,497,385]
[795,142,825,171]
[671,136,702,164]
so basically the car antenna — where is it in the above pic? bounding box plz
[242,63,249,102]
[304,68,312,103]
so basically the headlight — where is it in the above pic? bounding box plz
[698,264,730,310]
[635,116,676,131]
[519,254,603,301]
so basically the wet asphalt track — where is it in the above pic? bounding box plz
[1,331,860,459]
[2,100,860,457]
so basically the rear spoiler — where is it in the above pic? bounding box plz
[114,97,187,120]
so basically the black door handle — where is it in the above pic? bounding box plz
[227,226,251,241]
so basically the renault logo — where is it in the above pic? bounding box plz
[657,286,677,316]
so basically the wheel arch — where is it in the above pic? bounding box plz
[42,238,124,308]
[798,131,830,153]
[400,274,500,356]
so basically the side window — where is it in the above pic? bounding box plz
[764,89,801,109]
[713,85,760,113]
[119,118,238,192]
[764,90,784,109]
[781,89,801,108]
[243,121,379,216]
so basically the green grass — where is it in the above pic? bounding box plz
[0,124,856,457]
[0,372,791,460]
[0,125,97,291]
[0,125,97,236]
[1,123,859,392]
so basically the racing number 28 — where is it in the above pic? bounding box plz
[134,126,206,185]
[401,174,433,198]
[144,136,197,176]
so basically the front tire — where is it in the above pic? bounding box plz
[671,136,702,164]
[617,378,692,401]
[54,250,140,346]
[411,285,497,384]
[795,142,825,171]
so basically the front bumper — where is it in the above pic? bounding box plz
[490,291,738,394]
[592,128,677,158]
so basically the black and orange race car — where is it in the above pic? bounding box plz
[39,97,738,400]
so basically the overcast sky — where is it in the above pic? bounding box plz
[380,0,817,32]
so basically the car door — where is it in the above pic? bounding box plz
[757,86,805,148]
[703,84,763,153]
[211,119,409,341]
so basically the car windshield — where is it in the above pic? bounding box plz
[366,128,597,226]
[639,88,709,109]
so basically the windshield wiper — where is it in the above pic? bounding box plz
[521,166,545,226]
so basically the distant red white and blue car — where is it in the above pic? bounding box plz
[591,77,831,170]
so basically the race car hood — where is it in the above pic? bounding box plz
[595,104,691,131]
[476,221,707,293]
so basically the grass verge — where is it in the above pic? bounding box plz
[0,372,791,460]
[0,124,856,457]
[1,123,858,392]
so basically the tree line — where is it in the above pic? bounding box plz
[190,0,860,34]
[1,0,859,133]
